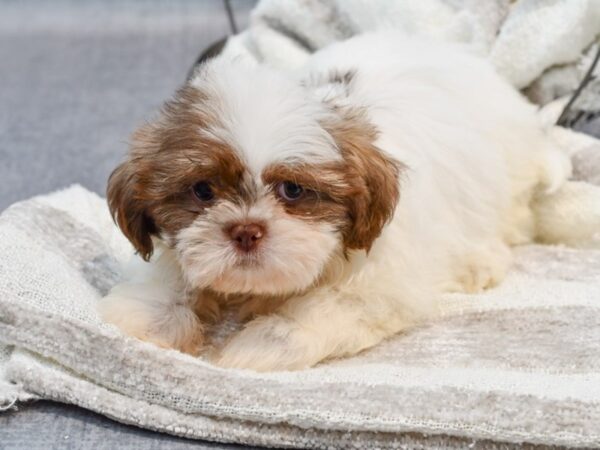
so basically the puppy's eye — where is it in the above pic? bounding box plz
[276,181,305,202]
[192,181,215,203]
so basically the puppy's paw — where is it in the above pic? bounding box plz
[215,316,321,371]
[451,243,512,294]
[98,285,204,355]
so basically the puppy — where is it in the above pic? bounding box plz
[99,33,571,371]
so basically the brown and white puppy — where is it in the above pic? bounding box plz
[99,33,571,371]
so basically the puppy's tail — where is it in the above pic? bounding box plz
[537,144,572,195]
[531,126,600,247]
[533,179,600,248]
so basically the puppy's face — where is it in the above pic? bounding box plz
[108,60,400,296]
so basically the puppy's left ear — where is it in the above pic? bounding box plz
[324,108,402,251]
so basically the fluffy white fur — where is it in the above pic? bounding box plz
[190,56,342,171]
[99,33,571,371]
[175,194,342,296]
[98,248,204,354]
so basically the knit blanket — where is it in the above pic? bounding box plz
[0,121,599,450]
[3,0,600,448]
[225,0,600,129]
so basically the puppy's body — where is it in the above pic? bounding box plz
[306,35,569,287]
[99,33,570,371]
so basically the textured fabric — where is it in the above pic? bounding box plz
[234,0,510,67]
[227,0,600,116]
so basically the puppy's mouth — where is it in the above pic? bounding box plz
[233,251,264,268]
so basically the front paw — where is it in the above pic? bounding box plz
[98,287,204,356]
[450,243,512,293]
[215,316,323,371]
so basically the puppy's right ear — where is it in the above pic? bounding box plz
[107,159,156,261]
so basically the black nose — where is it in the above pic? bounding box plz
[227,223,265,252]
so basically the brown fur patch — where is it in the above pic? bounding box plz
[107,162,157,259]
[107,85,248,260]
[191,289,290,336]
[324,107,402,251]
[263,107,402,251]
[262,163,350,229]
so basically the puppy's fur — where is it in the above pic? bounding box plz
[99,33,571,371]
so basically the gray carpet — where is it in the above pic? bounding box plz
[0,1,259,448]
[1,401,249,450]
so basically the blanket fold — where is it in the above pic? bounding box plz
[225,0,600,122]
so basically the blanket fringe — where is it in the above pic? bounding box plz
[0,378,20,412]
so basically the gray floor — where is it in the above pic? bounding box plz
[0,1,260,448]
[1,401,248,450]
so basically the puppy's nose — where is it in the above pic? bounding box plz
[227,223,265,252]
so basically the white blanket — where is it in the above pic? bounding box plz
[0,163,598,447]
[225,0,600,106]
[2,0,600,447]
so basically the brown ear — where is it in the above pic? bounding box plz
[107,160,156,260]
[325,108,402,251]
